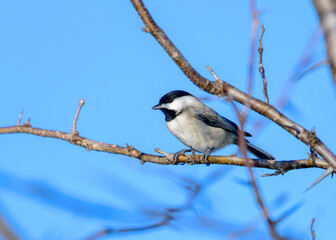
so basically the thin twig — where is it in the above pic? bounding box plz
[72,99,85,133]
[234,108,281,240]
[247,167,281,240]
[252,28,323,134]
[258,25,269,104]
[273,201,302,225]
[85,218,169,240]
[290,60,327,84]
[207,65,220,81]
[16,109,23,126]
[311,218,316,240]
[248,0,259,96]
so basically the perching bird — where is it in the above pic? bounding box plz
[152,90,274,165]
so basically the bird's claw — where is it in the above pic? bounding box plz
[203,147,215,166]
[173,149,191,165]
[203,154,210,166]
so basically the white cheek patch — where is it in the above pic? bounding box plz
[169,96,197,111]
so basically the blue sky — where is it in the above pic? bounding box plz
[1,0,336,239]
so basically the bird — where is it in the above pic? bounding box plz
[152,90,274,165]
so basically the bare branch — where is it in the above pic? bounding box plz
[252,29,324,135]
[246,167,282,240]
[232,82,282,240]
[0,125,329,172]
[248,0,259,96]
[72,99,85,133]
[311,218,316,240]
[258,25,269,104]
[130,0,336,172]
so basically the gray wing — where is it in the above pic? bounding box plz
[222,116,252,137]
[194,105,252,137]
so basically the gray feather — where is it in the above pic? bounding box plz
[193,105,251,137]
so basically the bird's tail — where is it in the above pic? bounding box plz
[246,142,274,160]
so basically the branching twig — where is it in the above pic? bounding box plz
[129,0,336,173]
[258,25,269,104]
[252,28,324,135]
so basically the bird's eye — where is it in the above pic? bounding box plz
[167,98,172,103]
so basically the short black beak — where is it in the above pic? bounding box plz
[152,104,161,110]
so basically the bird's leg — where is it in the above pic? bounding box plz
[173,149,191,165]
[203,147,215,166]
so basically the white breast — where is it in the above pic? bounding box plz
[166,112,232,153]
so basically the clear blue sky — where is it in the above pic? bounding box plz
[1,1,336,239]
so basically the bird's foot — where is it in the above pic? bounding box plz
[173,149,191,165]
[203,147,215,166]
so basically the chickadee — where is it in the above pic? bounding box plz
[152,90,274,165]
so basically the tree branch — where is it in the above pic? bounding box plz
[130,0,336,172]
[0,125,329,173]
